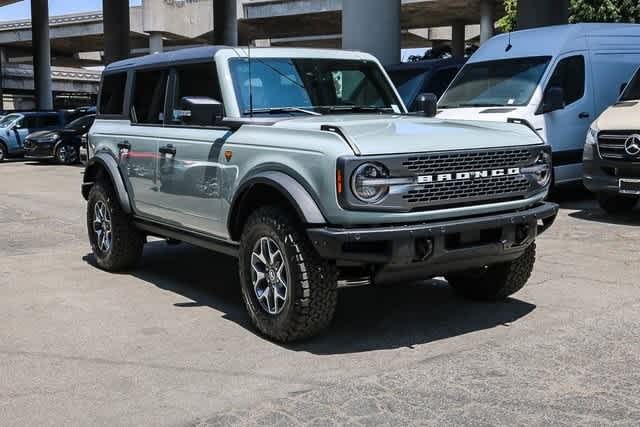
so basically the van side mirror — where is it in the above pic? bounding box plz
[416,93,438,117]
[175,96,224,126]
[620,82,628,95]
[541,86,565,114]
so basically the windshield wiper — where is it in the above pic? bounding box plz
[243,107,321,116]
[456,103,509,108]
[323,105,395,113]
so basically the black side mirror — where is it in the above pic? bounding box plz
[620,82,628,95]
[541,86,565,114]
[416,93,438,117]
[176,96,224,126]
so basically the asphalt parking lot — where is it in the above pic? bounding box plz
[1,160,639,426]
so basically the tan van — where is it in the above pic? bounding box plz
[584,67,640,213]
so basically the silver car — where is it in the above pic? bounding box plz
[82,46,558,342]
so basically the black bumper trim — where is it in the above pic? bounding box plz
[307,202,558,267]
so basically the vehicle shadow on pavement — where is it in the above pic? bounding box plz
[85,240,536,353]
[550,185,640,226]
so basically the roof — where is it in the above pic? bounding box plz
[105,46,229,73]
[470,23,640,64]
[386,57,467,72]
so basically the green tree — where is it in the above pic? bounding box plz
[497,0,640,32]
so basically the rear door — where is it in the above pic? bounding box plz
[150,61,230,237]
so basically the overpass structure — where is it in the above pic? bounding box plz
[0,0,569,111]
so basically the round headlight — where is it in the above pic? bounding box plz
[351,162,390,203]
[532,150,552,187]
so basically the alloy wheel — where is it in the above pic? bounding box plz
[93,201,112,253]
[250,237,289,315]
[58,145,78,164]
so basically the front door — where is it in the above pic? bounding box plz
[541,53,593,183]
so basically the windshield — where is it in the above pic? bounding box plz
[387,69,427,108]
[0,113,21,128]
[65,115,95,129]
[620,68,640,102]
[439,56,551,108]
[229,58,402,115]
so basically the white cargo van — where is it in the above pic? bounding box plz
[437,24,640,184]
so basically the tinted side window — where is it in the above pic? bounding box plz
[547,55,585,106]
[132,69,168,125]
[424,67,460,99]
[169,62,222,126]
[99,73,127,115]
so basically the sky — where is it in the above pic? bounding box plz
[0,0,142,22]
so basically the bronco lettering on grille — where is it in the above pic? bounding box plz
[417,168,521,184]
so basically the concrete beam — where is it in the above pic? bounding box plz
[517,0,569,30]
[342,0,401,65]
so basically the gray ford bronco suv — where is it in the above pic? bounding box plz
[82,46,558,342]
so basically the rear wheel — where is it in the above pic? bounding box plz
[239,206,337,342]
[56,143,79,165]
[87,180,145,271]
[446,243,536,301]
[597,192,638,214]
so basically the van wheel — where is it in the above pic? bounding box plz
[87,180,145,271]
[239,206,337,342]
[597,192,638,214]
[446,243,536,301]
[56,143,79,165]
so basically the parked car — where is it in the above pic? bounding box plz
[24,114,95,164]
[386,58,465,111]
[584,65,640,213]
[0,111,66,162]
[437,24,640,186]
[82,46,558,342]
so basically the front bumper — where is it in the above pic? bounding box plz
[583,154,640,194]
[23,142,55,160]
[308,202,558,275]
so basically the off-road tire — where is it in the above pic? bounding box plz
[446,243,536,301]
[597,192,638,214]
[86,180,145,271]
[239,206,337,342]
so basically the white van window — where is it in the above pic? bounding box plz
[439,56,551,108]
[546,55,585,106]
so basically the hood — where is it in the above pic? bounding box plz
[26,130,59,140]
[272,114,542,155]
[595,101,640,130]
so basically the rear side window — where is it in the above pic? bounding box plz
[131,69,168,125]
[547,55,585,106]
[169,62,222,126]
[99,73,127,115]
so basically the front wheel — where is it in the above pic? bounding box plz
[87,180,145,271]
[446,243,536,301]
[238,206,337,342]
[56,143,79,165]
[597,192,638,214]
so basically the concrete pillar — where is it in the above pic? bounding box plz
[31,0,53,110]
[451,21,466,58]
[103,0,130,64]
[213,0,238,46]
[0,48,4,111]
[479,0,494,44]
[517,0,569,30]
[149,32,163,54]
[342,0,401,65]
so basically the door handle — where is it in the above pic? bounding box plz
[159,144,176,155]
[579,112,590,119]
[118,141,131,150]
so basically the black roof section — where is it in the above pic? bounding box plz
[104,46,231,73]
[386,57,467,72]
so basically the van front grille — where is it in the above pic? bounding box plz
[598,131,640,161]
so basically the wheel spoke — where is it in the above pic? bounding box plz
[250,236,289,315]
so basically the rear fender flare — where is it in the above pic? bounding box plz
[82,151,132,214]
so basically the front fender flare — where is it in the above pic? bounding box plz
[82,151,132,214]
[228,171,326,236]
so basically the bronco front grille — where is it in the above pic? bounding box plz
[399,148,534,210]
[598,131,640,161]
